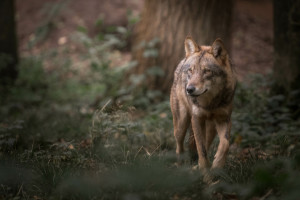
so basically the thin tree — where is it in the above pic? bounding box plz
[273,0,300,91]
[0,0,18,86]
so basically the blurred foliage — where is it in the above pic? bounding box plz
[212,155,300,200]
[28,1,68,49]
[1,10,300,200]
[232,74,300,140]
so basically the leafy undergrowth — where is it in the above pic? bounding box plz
[1,21,300,199]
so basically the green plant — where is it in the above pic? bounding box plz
[28,1,68,49]
[232,74,299,144]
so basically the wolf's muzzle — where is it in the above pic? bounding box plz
[186,85,196,95]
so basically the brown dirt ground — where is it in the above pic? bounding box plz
[16,0,273,81]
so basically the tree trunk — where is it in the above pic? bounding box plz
[131,0,232,92]
[0,0,18,86]
[273,0,300,91]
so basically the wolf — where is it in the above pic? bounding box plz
[170,37,236,170]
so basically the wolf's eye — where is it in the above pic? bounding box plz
[187,68,192,79]
[203,69,213,79]
[203,69,212,75]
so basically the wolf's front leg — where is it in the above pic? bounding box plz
[212,119,231,168]
[191,116,209,169]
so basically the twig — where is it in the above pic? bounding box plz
[134,146,144,160]
[100,99,111,112]
[260,189,273,200]
[16,183,23,197]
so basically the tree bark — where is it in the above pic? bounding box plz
[131,0,232,92]
[273,0,300,91]
[0,0,18,86]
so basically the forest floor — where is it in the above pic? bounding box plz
[0,0,299,199]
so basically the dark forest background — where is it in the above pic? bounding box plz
[0,0,300,199]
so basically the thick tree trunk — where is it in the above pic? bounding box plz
[0,0,18,86]
[273,0,300,91]
[132,0,232,92]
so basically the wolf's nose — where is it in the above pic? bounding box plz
[186,85,195,94]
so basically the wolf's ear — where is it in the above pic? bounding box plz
[211,38,227,60]
[185,37,200,57]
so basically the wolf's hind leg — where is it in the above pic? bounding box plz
[188,128,198,163]
[212,120,231,168]
[172,106,190,163]
[205,120,217,153]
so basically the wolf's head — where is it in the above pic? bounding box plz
[183,37,230,98]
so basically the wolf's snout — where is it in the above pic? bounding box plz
[186,85,195,94]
